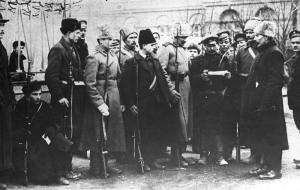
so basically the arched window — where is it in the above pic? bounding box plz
[219,9,242,31]
[189,13,205,37]
[156,15,172,36]
[255,6,276,20]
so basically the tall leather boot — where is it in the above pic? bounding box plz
[215,135,228,166]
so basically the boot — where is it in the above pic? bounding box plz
[169,147,188,168]
[90,151,109,178]
[197,151,208,165]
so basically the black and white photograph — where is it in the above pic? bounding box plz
[0,0,300,189]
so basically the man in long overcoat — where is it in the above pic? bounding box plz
[158,23,191,167]
[244,21,288,179]
[45,18,82,179]
[122,29,180,172]
[79,24,125,177]
[284,30,300,168]
[0,13,13,189]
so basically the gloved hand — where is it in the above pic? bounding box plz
[98,103,109,116]
[171,90,181,103]
[200,69,210,81]
[130,105,139,116]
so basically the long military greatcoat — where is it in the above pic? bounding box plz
[0,40,13,171]
[285,52,300,110]
[45,37,85,145]
[158,43,191,143]
[79,45,125,153]
[242,41,288,150]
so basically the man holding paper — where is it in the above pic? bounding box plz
[190,35,231,166]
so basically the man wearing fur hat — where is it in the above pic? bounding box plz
[118,27,138,73]
[236,17,262,164]
[158,23,192,167]
[122,28,180,172]
[243,21,288,179]
[117,27,138,163]
[80,24,125,177]
[284,30,300,168]
[190,35,230,166]
[45,18,82,180]
[0,12,14,190]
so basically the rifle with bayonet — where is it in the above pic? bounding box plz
[22,59,33,186]
[134,56,145,174]
[99,42,110,178]
[63,51,74,140]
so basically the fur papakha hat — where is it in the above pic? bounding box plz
[244,17,262,32]
[254,21,277,38]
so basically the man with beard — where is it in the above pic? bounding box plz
[117,27,138,163]
[237,17,262,164]
[12,81,71,185]
[122,29,180,172]
[244,21,288,179]
[158,23,192,167]
[118,27,138,73]
[0,12,13,190]
[45,18,82,180]
[190,35,231,166]
[285,30,300,168]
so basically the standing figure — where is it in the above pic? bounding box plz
[190,35,231,166]
[122,29,180,172]
[80,24,125,177]
[45,18,82,180]
[158,23,192,167]
[245,21,288,179]
[8,41,26,81]
[117,27,138,163]
[238,17,262,164]
[75,20,89,70]
[284,30,300,168]
[0,12,13,190]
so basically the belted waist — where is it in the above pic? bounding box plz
[60,80,85,86]
[96,76,117,80]
[169,72,188,81]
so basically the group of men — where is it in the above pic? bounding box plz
[0,11,300,188]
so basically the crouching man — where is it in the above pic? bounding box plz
[12,81,72,185]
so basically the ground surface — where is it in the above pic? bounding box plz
[5,97,300,190]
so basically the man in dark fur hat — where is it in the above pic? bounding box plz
[45,18,82,180]
[122,28,180,172]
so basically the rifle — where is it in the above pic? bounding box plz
[63,51,74,140]
[134,57,145,174]
[22,59,33,186]
[99,43,110,179]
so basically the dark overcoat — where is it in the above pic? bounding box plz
[12,98,64,183]
[242,41,288,150]
[285,53,300,110]
[121,53,176,153]
[0,40,13,171]
[45,37,84,141]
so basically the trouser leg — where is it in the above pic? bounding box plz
[264,148,282,172]
[293,110,300,131]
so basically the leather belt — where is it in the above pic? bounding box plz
[169,72,188,81]
[60,80,85,86]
